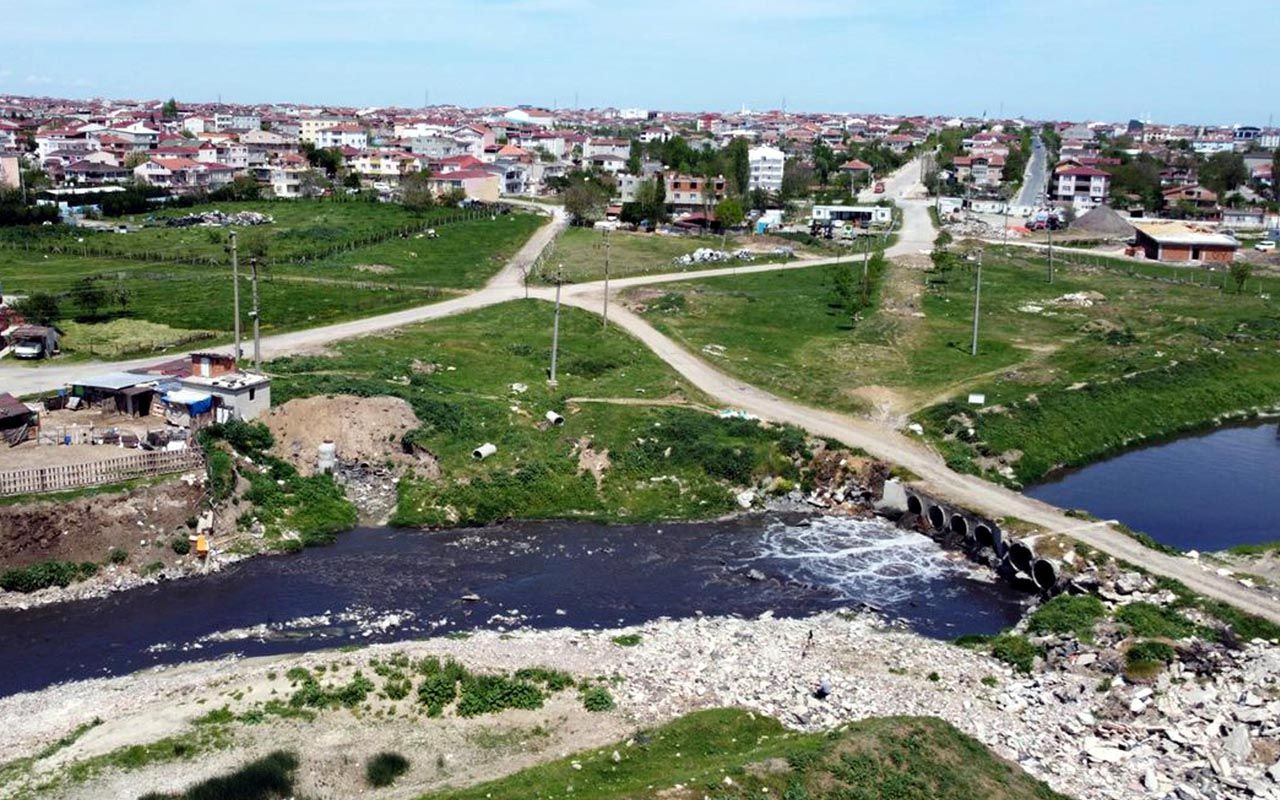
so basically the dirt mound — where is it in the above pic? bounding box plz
[264,395,422,476]
[1069,205,1134,239]
[0,479,204,567]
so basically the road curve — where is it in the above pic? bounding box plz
[4,168,1277,623]
[554,288,1280,624]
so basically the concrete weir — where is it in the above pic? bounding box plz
[880,479,1058,594]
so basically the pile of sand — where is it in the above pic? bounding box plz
[1068,205,1135,239]
[264,395,421,475]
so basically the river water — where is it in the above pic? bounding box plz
[1025,421,1280,551]
[0,514,1026,697]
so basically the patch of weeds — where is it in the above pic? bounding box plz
[990,634,1041,674]
[1114,602,1202,640]
[580,686,616,712]
[1026,594,1106,641]
[610,633,643,647]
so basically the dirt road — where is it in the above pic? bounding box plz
[5,168,1277,623]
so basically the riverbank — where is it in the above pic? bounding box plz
[2,595,1276,800]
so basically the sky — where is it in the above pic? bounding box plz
[0,0,1273,125]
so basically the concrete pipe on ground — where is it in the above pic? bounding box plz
[926,504,947,531]
[1008,540,1035,575]
[974,522,1001,555]
[545,411,565,426]
[472,442,497,460]
[906,494,924,516]
[949,513,970,540]
[1032,558,1059,591]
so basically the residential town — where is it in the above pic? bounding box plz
[2,50,1280,800]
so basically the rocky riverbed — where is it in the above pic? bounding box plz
[2,598,1276,800]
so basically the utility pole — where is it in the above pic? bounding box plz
[229,231,241,361]
[548,264,563,388]
[971,248,983,356]
[1047,221,1055,284]
[601,229,611,330]
[249,257,261,371]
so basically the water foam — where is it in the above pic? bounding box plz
[747,515,966,606]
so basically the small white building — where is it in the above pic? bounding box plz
[748,145,785,193]
[811,204,892,225]
[180,372,271,422]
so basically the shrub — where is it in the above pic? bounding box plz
[990,634,1040,674]
[581,686,615,712]
[383,677,412,701]
[365,751,410,788]
[1026,594,1106,640]
[0,560,82,593]
[1126,640,1175,666]
[284,666,311,684]
[513,667,575,692]
[108,547,128,564]
[456,674,544,717]
[171,537,191,556]
[611,633,643,647]
[1115,602,1199,640]
[204,446,236,502]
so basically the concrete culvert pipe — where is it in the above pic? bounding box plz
[927,504,946,531]
[1032,559,1059,591]
[1008,540,1035,575]
[545,411,565,426]
[472,442,497,460]
[949,514,969,539]
[906,495,923,516]
[975,523,996,551]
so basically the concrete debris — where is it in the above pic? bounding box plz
[164,209,273,228]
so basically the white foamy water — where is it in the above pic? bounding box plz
[748,516,969,606]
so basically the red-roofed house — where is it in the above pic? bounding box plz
[134,157,233,191]
[953,154,1005,187]
[1051,163,1111,207]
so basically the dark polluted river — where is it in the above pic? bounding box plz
[0,514,1027,697]
[1026,420,1280,551]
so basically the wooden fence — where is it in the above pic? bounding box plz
[0,449,205,497]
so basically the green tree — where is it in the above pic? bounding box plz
[626,140,643,175]
[781,158,813,201]
[634,177,667,224]
[399,170,435,211]
[1230,260,1253,293]
[564,178,610,225]
[13,292,61,325]
[1271,149,1280,199]
[715,197,745,229]
[812,141,837,185]
[723,137,751,196]
[1199,152,1248,194]
[297,169,329,199]
[161,98,179,119]
[71,277,108,320]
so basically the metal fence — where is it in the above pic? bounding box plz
[0,448,204,497]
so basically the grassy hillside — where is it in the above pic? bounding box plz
[424,708,1070,800]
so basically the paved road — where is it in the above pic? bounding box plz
[1014,134,1048,209]
[4,166,1277,623]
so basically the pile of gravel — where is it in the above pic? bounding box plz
[1068,205,1135,239]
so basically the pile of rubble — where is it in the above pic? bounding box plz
[945,218,1004,238]
[673,247,758,266]
[164,210,274,228]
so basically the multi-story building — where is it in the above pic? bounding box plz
[664,172,726,214]
[1051,164,1111,208]
[748,145,785,193]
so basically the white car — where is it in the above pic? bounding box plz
[1256,240,1276,252]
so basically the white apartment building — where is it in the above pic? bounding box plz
[748,145,785,193]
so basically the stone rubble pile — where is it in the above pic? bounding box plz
[164,209,274,228]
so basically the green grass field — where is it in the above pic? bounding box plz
[267,300,810,526]
[0,202,545,358]
[548,226,804,283]
[425,708,1070,800]
[631,245,1280,483]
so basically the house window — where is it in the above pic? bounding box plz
[248,388,255,401]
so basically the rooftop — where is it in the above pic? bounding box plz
[1134,222,1238,247]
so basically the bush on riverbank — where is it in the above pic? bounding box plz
[0,560,97,593]
[1026,595,1106,641]
[138,749,298,800]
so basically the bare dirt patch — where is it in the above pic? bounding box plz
[0,477,204,569]
[572,437,611,489]
[264,395,422,477]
